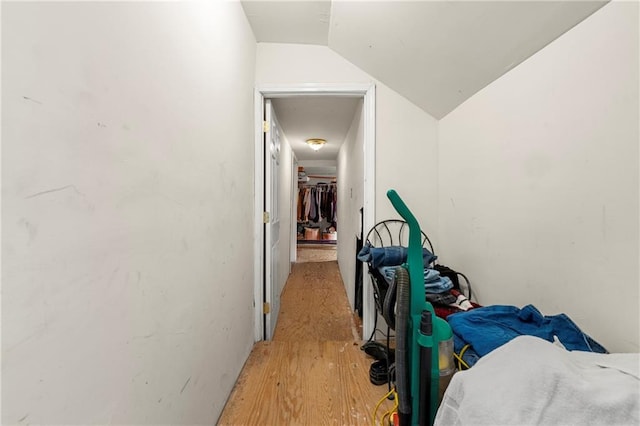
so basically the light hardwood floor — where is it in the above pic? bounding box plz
[296,244,337,263]
[218,259,387,425]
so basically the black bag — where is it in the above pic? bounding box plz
[433,264,472,300]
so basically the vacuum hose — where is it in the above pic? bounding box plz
[395,266,412,425]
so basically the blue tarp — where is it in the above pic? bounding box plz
[448,304,607,367]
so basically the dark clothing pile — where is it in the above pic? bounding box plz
[357,244,474,313]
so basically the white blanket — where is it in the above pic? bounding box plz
[435,335,639,426]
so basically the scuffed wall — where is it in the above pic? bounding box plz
[2,2,257,423]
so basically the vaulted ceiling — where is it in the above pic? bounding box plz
[241,1,607,160]
[242,0,606,119]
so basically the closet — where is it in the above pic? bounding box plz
[297,180,337,244]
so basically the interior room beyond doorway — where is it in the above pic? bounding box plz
[254,84,376,344]
[296,163,338,248]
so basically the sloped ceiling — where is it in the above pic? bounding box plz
[242,0,607,119]
[241,1,331,44]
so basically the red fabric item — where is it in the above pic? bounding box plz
[434,301,482,320]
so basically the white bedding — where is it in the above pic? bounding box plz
[435,335,639,426]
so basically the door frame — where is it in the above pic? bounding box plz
[253,83,376,342]
[263,99,283,341]
[290,154,298,267]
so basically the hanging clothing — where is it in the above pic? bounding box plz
[309,187,318,222]
[304,187,311,222]
[297,183,337,225]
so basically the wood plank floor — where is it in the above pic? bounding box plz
[274,261,357,342]
[296,244,337,263]
[218,259,387,425]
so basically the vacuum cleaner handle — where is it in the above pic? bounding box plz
[387,189,454,426]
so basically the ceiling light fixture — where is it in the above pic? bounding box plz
[306,138,326,151]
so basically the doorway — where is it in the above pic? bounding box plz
[253,84,376,342]
[295,156,339,263]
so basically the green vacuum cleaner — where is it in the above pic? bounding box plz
[387,189,454,426]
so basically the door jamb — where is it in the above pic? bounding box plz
[290,154,298,268]
[253,83,376,342]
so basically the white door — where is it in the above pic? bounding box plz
[264,99,281,340]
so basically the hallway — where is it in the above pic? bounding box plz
[218,259,386,424]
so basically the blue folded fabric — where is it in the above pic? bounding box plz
[423,268,441,283]
[357,244,437,268]
[448,304,607,367]
[378,266,453,294]
[425,276,453,293]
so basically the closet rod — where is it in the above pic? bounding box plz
[306,175,337,179]
[299,180,337,186]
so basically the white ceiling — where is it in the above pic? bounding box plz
[328,1,607,119]
[271,96,362,161]
[244,0,607,160]
[241,1,331,45]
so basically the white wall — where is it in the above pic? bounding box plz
[375,90,439,244]
[337,100,365,310]
[299,160,338,168]
[2,2,257,424]
[438,1,639,352]
[256,43,440,295]
[298,159,337,186]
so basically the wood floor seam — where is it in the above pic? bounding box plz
[218,257,387,425]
